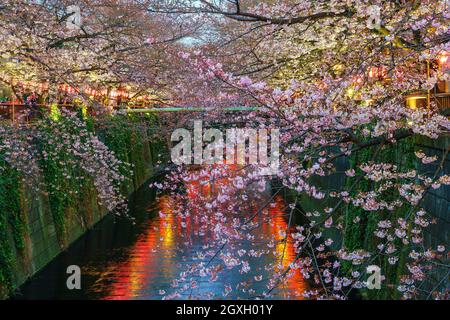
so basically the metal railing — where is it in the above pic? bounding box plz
[126,106,258,113]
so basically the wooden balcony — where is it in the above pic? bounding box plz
[406,92,450,113]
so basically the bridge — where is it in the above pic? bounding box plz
[1,92,449,123]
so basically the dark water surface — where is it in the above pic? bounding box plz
[15,178,308,300]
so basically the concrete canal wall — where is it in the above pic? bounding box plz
[416,135,450,249]
[0,120,163,299]
[285,133,449,298]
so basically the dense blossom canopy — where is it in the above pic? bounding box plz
[0,0,449,299]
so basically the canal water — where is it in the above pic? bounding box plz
[15,175,308,300]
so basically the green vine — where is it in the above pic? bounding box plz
[0,158,25,290]
[0,111,162,296]
[342,135,417,299]
[98,114,160,190]
[38,113,87,244]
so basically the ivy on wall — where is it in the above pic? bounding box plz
[98,115,142,190]
[342,136,417,299]
[0,159,25,291]
[38,111,94,244]
[0,110,162,296]
[98,113,164,191]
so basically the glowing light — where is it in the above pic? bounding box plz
[352,76,363,85]
[49,103,60,121]
[368,66,387,79]
[439,54,448,65]
[347,88,355,97]
[406,95,427,110]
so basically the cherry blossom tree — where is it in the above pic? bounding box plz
[0,0,201,109]
[0,0,449,300]
[151,0,450,300]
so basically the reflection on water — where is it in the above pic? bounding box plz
[16,171,308,300]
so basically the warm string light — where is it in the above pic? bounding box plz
[350,66,389,86]
[4,81,137,102]
[368,66,387,79]
[438,53,448,65]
